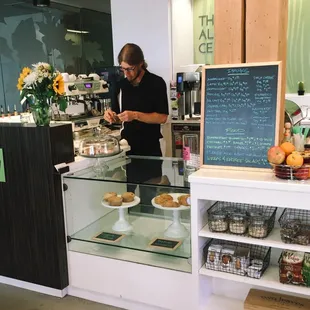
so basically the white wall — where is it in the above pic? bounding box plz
[171,0,194,79]
[110,0,172,85]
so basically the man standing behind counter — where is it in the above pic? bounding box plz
[104,43,169,157]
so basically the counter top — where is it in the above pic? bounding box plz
[189,168,310,210]
[169,119,201,124]
[169,119,200,125]
[189,168,310,192]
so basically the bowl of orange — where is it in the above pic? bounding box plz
[267,142,310,181]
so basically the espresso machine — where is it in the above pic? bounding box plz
[96,66,124,112]
[176,71,201,119]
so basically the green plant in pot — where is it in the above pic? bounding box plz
[298,81,305,96]
[17,62,67,126]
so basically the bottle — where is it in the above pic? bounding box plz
[282,122,292,143]
[171,98,178,120]
[14,104,18,116]
[1,105,4,118]
[7,105,11,117]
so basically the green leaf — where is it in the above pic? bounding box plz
[58,97,67,112]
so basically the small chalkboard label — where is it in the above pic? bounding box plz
[92,231,125,243]
[149,238,182,251]
[200,61,282,170]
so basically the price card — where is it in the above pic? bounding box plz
[149,238,182,251]
[92,231,125,243]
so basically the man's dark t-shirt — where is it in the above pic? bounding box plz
[113,70,169,155]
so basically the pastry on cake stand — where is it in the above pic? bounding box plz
[151,193,190,239]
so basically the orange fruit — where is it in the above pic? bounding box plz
[280,142,295,156]
[286,152,304,168]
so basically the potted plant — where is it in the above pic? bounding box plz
[17,62,67,126]
[298,81,305,96]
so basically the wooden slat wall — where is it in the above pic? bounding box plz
[246,0,289,143]
[214,0,245,64]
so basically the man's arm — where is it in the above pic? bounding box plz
[118,111,167,124]
[135,111,167,124]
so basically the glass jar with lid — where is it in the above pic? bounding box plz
[209,213,228,232]
[248,216,268,238]
[229,213,248,234]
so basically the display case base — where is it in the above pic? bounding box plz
[68,250,194,310]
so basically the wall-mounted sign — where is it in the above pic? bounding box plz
[193,0,214,65]
[200,61,282,170]
[0,148,6,182]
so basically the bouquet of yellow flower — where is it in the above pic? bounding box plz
[17,62,67,112]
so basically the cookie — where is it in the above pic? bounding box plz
[162,200,179,208]
[178,194,190,206]
[109,196,123,206]
[122,192,135,203]
[103,192,117,202]
[154,193,173,205]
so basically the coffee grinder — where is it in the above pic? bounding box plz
[176,71,201,119]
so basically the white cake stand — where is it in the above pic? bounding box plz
[151,193,190,239]
[101,196,140,232]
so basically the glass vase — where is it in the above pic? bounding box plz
[31,98,52,126]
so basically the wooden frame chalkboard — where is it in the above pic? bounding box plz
[200,61,282,171]
[149,238,182,251]
[92,231,125,243]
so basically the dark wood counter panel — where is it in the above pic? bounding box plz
[0,123,74,290]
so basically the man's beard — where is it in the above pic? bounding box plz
[130,69,142,85]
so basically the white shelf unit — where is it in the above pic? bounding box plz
[189,169,310,309]
[199,226,310,253]
[200,265,310,296]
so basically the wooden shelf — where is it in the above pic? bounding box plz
[199,226,310,252]
[200,265,310,296]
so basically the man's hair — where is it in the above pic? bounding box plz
[118,43,148,69]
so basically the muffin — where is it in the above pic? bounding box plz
[103,192,117,202]
[178,194,190,206]
[121,192,135,203]
[109,196,123,206]
[162,200,179,208]
[154,193,173,205]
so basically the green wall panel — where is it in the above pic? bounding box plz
[287,0,310,93]
[193,0,309,95]
[193,0,214,65]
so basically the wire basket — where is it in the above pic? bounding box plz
[207,202,277,238]
[272,164,309,181]
[278,209,310,245]
[203,239,271,279]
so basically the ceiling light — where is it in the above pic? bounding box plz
[33,0,50,6]
[67,29,90,34]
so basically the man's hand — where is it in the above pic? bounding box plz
[104,109,119,123]
[118,110,137,122]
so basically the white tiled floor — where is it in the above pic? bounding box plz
[0,284,122,310]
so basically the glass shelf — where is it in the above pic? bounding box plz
[70,206,191,259]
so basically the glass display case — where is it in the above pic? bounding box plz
[63,156,191,272]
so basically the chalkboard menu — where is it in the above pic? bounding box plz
[201,62,281,169]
